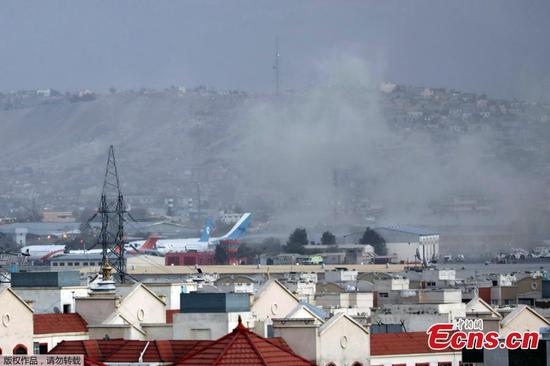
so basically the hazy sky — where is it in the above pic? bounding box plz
[1,1,549,100]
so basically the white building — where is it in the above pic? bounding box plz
[375,226,439,263]
[273,313,370,366]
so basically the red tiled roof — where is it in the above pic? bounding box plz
[166,309,179,324]
[83,357,108,366]
[174,321,314,366]
[49,323,312,365]
[371,332,455,356]
[50,340,212,363]
[34,313,88,335]
[107,340,212,363]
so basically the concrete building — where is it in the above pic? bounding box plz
[173,292,253,340]
[0,287,34,355]
[251,279,301,337]
[11,271,88,314]
[324,268,358,282]
[420,268,456,288]
[375,226,439,263]
[314,292,374,317]
[370,331,462,365]
[33,313,88,353]
[143,281,197,310]
[75,283,167,340]
[273,313,370,366]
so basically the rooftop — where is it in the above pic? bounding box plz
[371,332,455,356]
[34,313,88,335]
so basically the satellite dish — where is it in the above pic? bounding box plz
[53,306,61,314]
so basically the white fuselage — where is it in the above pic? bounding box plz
[20,245,66,260]
[129,238,210,254]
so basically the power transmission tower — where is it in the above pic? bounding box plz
[96,145,127,284]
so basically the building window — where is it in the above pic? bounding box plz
[52,263,58,266]
[83,262,88,266]
[13,345,27,354]
[59,262,65,266]
[438,363,452,366]
[351,362,363,366]
[415,363,430,366]
[379,292,389,297]
[63,304,71,313]
[33,343,47,354]
[68,262,73,266]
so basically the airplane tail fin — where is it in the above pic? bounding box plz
[199,218,214,242]
[219,213,251,240]
[139,234,160,251]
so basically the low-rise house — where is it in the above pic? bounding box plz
[75,283,167,340]
[50,320,313,366]
[324,268,358,282]
[464,295,502,332]
[143,281,197,310]
[372,302,466,332]
[370,332,461,365]
[173,292,253,340]
[314,292,373,317]
[273,313,369,366]
[11,271,88,313]
[420,268,457,288]
[214,274,258,293]
[251,279,301,337]
[0,287,34,354]
[33,313,88,353]
[516,275,544,306]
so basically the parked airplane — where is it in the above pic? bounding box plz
[20,245,66,261]
[128,213,252,254]
[20,235,160,261]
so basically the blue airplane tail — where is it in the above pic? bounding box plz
[221,213,251,240]
[199,218,214,242]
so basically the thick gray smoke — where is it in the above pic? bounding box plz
[235,55,543,234]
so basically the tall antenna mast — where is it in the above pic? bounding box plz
[96,145,128,287]
[273,38,280,95]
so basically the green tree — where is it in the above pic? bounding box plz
[285,228,308,254]
[214,244,228,264]
[359,227,387,255]
[321,231,336,245]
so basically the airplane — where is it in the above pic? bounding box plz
[20,235,161,261]
[19,245,66,261]
[128,213,252,254]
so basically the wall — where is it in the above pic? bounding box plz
[118,285,166,325]
[13,287,88,313]
[75,297,117,324]
[385,241,420,263]
[318,317,369,366]
[144,283,193,310]
[88,325,134,340]
[273,323,318,363]
[172,312,252,340]
[251,282,299,332]
[370,351,460,366]
[0,289,33,355]
[33,332,88,353]
[142,324,173,340]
